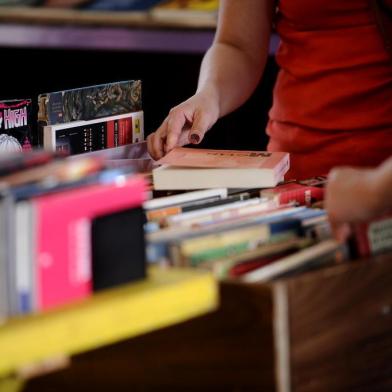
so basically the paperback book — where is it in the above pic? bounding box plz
[38,80,142,126]
[0,99,33,153]
[153,147,290,190]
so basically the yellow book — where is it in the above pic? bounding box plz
[0,268,218,379]
[150,0,219,27]
[154,0,219,12]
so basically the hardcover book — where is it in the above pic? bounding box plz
[153,147,290,190]
[38,80,142,126]
[0,99,33,153]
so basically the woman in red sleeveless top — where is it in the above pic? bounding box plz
[148,0,392,180]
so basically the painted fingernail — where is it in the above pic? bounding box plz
[190,133,200,144]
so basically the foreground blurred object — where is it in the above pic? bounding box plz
[326,157,392,255]
[326,157,392,238]
[40,0,91,7]
[0,0,40,5]
[0,150,148,321]
[82,0,163,11]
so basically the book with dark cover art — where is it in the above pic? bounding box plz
[38,80,142,126]
[0,99,33,153]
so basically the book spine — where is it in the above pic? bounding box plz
[275,153,290,182]
[144,188,228,210]
[0,196,9,320]
[39,80,142,126]
[107,120,115,148]
[15,201,34,314]
[354,223,371,257]
[261,185,324,207]
[279,187,324,206]
[146,194,252,222]
[131,111,144,143]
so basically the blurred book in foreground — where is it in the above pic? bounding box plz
[150,0,218,25]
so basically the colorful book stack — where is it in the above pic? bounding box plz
[38,80,144,155]
[0,150,147,323]
[146,160,351,281]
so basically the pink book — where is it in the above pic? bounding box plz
[33,175,146,311]
[158,147,288,169]
[154,147,290,190]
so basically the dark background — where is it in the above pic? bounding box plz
[0,47,278,151]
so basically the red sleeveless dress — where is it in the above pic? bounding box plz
[267,0,392,180]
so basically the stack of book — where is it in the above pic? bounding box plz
[146,148,348,281]
[144,182,344,282]
[38,80,144,155]
[0,149,147,323]
[147,145,392,280]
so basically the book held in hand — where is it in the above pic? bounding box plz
[153,147,290,190]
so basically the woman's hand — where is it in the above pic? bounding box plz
[325,166,383,242]
[147,0,274,161]
[147,90,220,161]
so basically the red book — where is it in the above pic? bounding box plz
[32,175,146,311]
[106,120,115,148]
[260,183,324,207]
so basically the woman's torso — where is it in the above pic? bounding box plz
[267,0,392,179]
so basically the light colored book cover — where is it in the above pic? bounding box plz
[153,147,289,190]
[158,147,287,169]
[44,111,144,154]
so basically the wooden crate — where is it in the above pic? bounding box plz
[24,253,392,391]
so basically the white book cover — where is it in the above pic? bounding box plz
[43,111,144,154]
[143,188,228,210]
[15,200,34,314]
[153,148,290,190]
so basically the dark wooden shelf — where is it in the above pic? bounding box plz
[0,6,279,54]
